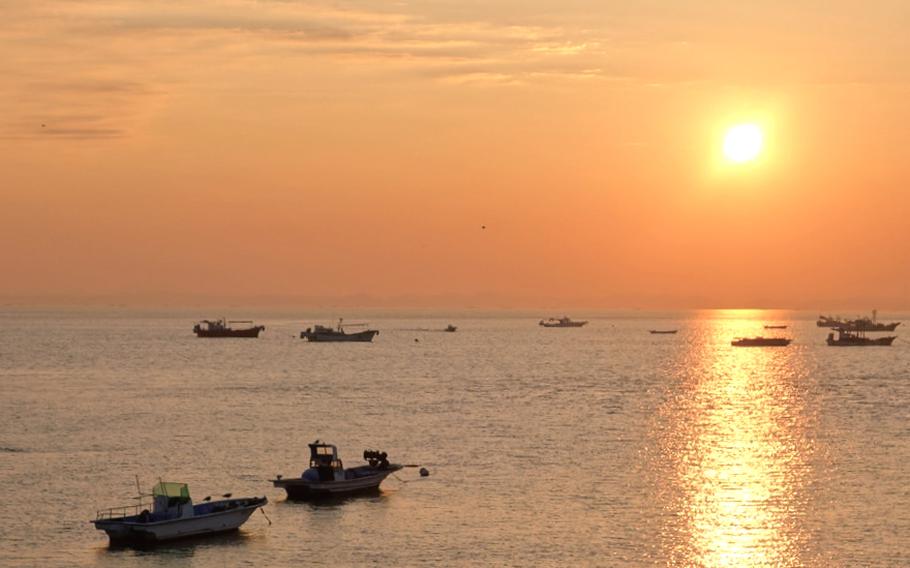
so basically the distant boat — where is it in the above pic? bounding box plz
[817,310,900,332]
[649,330,678,334]
[93,481,266,545]
[763,325,788,329]
[539,316,588,328]
[193,319,264,338]
[731,337,792,347]
[817,315,844,328]
[826,329,896,347]
[300,318,378,342]
[840,310,900,332]
[444,324,457,332]
[272,441,405,500]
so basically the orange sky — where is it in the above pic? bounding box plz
[1,1,908,308]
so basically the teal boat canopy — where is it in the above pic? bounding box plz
[152,482,190,499]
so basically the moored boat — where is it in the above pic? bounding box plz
[93,481,266,545]
[817,315,844,328]
[839,310,900,332]
[300,319,379,342]
[272,441,403,500]
[539,316,587,328]
[817,311,900,332]
[826,329,896,346]
[731,336,792,347]
[193,319,265,338]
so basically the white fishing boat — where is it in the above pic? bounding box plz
[272,441,405,500]
[93,481,267,545]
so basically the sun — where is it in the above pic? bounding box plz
[723,123,763,163]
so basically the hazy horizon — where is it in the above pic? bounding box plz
[2,292,908,313]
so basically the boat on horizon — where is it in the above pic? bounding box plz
[539,316,588,328]
[193,319,265,338]
[272,441,405,500]
[649,329,678,334]
[300,319,379,342]
[826,329,896,346]
[731,336,792,347]
[444,324,457,332]
[817,315,844,328]
[93,481,266,545]
[839,310,900,332]
[764,325,788,329]
[817,310,900,332]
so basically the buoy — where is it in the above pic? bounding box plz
[419,467,429,477]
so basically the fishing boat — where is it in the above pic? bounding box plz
[193,319,265,338]
[272,441,404,500]
[731,337,792,347]
[93,481,267,545]
[300,319,379,342]
[539,316,588,328]
[826,329,896,346]
[838,310,900,332]
[649,329,678,334]
[817,311,900,332]
[764,325,788,329]
[817,315,845,328]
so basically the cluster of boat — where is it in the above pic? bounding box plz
[192,312,900,347]
[729,310,900,347]
[93,441,423,546]
[193,318,390,342]
[194,316,594,340]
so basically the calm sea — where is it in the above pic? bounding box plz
[1,308,908,567]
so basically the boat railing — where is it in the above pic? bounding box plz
[96,500,153,521]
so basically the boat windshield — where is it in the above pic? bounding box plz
[152,482,190,499]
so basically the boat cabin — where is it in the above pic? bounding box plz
[194,319,227,332]
[308,442,345,481]
[150,481,194,521]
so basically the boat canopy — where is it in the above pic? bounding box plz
[153,482,190,499]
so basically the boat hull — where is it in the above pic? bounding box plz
[540,322,587,328]
[649,330,678,334]
[827,336,896,346]
[273,469,398,500]
[94,498,266,545]
[731,338,792,347]
[840,322,900,332]
[300,330,379,342]
[194,327,264,338]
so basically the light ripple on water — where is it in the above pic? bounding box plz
[0,309,908,566]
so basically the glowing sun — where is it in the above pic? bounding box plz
[723,124,763,163]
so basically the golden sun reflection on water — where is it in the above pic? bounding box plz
[658,313,814,566]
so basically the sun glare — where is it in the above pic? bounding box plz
[723,124,763,163]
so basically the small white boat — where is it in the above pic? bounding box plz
[93,481,267,545]
[539,316,587,328]
[272,441,403,500]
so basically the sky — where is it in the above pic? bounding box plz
[1,1,908,308]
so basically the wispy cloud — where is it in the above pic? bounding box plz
[5,0,901,141]
[1,1,617,140]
